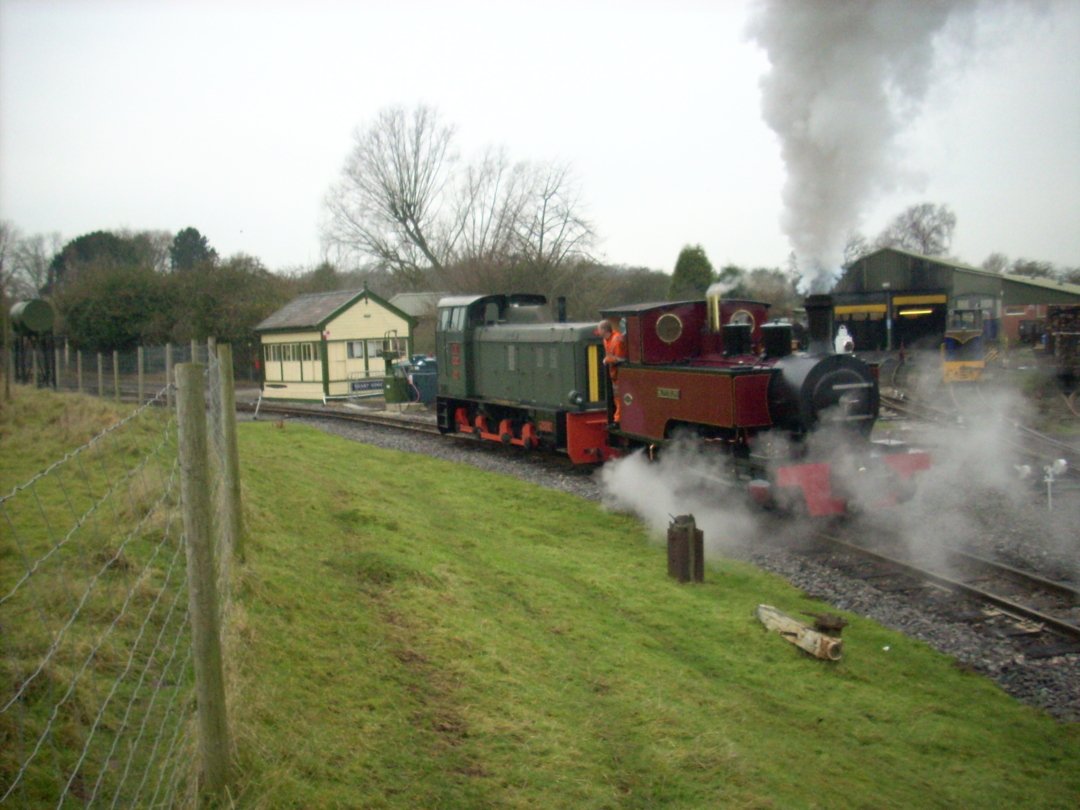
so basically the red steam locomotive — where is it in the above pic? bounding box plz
[435,290,931,516]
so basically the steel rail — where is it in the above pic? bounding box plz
[236,401,442,436]
[816,532,1080,641]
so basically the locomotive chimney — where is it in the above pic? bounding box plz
[556,296,567,323]
[804,294,834,355]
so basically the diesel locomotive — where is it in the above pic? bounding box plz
[434,290,930,516]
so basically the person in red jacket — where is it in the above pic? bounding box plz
[597,319,627,424]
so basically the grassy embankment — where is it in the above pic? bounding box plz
[3,389,1079,808]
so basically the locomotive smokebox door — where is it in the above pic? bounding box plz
[667,514,704,583]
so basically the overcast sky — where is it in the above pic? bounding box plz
[1,0,1077,277]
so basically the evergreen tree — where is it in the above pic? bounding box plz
[169,227,218,271]
[668,244,714,299]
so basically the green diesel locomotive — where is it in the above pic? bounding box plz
[435,294,616,463]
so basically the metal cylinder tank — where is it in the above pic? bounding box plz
[10,299,55,335]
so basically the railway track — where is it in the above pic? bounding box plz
[879,387,1080,488]
[810,530,1080,652]
[238,399,443,436]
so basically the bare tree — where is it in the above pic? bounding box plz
[323,105,595,294]
[874,202,956,256]
[0,222,16,326]
[515,162,594,289]
[450,148,531,269]
[10,231,63,297]
[842,232,871,268]
[323,105,457,287]
[981,252,1009,274]
[1009,258,1056,279]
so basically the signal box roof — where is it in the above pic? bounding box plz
[255,288,415,333]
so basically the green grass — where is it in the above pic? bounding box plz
[3,388,1078,808]
[1,388,190,807]
[230,420,1080,809]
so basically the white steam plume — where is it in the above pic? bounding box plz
[600,442,800,555]
[747,0,976,285]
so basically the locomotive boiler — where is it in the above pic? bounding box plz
[434,290,930,516]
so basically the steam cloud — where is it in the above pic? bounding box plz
[599,441,806,556]
[747,0,977,284]
[600,386,1078,580]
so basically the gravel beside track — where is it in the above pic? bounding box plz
[271,412,1080,722]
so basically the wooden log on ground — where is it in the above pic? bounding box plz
[756,604,844,661]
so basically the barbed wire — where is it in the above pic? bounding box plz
[0,412,177,609]
[3,349,242,806]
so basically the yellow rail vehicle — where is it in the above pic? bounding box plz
[942,308,988,383]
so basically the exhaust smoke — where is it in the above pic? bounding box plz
[747,0,979,285]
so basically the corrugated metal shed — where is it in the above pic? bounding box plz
[836,248,1080,306]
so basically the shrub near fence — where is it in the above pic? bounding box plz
[0,347,243,806]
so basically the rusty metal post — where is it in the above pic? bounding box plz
[667,514,704,583]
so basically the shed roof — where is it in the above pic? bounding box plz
[255,288,415,333]
[389,291,449,317]
[844,248,1080,299]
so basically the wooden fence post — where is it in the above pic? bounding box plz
[77,351,83,394]
[2,307,11,403]
[54,347,62,390]
[112,350,120,402]
[667,514,704,583]
[217,344,244,562]
[137,346,144,404]
[3,343,10,403]
[166,343,173,409]
[175,363,231,796]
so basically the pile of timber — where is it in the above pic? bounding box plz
[1048,305,1080,376]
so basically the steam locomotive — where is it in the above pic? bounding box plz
[434,290,930,516]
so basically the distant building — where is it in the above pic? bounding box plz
[254,289,416,401]
[389,292,448,355]
[831,248,1080,350]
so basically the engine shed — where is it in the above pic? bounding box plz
[832,248,1080,351]
[255,288,415,402]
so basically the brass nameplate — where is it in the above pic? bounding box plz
[657,387,681,400]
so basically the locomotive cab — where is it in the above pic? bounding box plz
[436,293,548,400]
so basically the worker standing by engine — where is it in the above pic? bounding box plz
[598,319,627,425]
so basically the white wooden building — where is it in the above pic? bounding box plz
[254,289,415,401]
